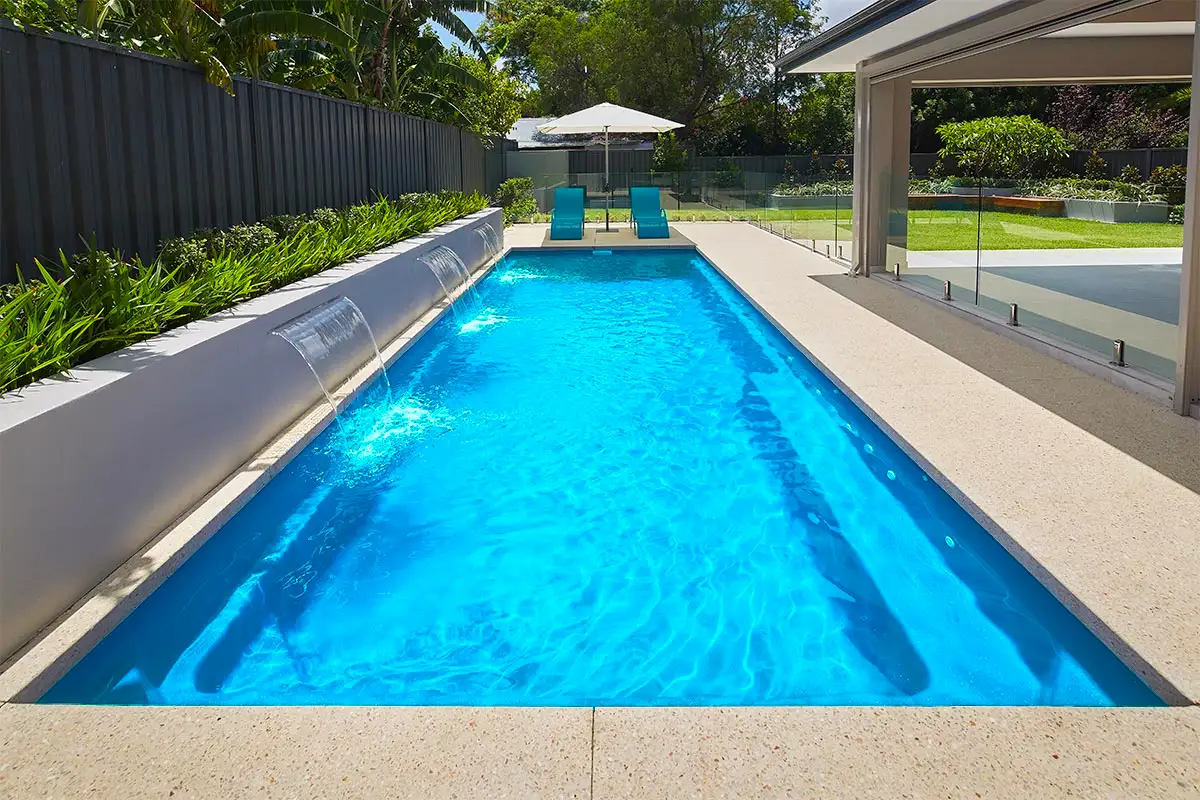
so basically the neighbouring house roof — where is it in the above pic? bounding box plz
[506,118,654,150]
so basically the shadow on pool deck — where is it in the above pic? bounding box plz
[810,273,1200,496]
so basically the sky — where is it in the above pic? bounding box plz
[434,0,871,49]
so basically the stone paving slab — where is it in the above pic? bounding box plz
[593,706,1200,800]
[0,705,592,800]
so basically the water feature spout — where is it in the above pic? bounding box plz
[475,222,501,259]
[272,296,391,418]
[419,246,480,322]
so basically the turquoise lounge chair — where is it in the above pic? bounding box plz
[630,187,669,239]
[550,187,585,240]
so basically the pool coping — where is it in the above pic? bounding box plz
[0,249,505,703]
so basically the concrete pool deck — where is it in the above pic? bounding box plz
[3,223,1198,798]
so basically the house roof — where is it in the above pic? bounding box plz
[776,0,1009,73]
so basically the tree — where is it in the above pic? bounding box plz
[1047,85,1187,150]
[788,72,853,154]
[409,46,527,138]
[489,0,816,125]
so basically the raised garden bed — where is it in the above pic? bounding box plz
[0,208,502,662]
[1063,198,1170,223]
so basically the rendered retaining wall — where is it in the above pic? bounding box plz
[1063,198,1170,223]
[0,208,503,661]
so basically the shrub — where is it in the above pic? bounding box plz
[771,179,852,197]
[806,150,823,176]
[1118,164,1143,184]
[651,131,688,173]
[263,214,309,238]
[217,223,277,255]
[307,207,341,229]
[158,236,208,277]
[1169,204,1185,224]
[0,192,487,394]
[1019,178,1162,203]
[1083,151,1107,179]
[1150,164,1187,205]
[936,115,1070,179]
[490,178,537,225]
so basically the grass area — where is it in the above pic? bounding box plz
[1,192,487,394]
[906,210,1184,250]
[527,207,1184,250]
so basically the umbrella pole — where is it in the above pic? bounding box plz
[604,127,611,233]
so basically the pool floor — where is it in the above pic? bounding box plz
[44,248,1160,706]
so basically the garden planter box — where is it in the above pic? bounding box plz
[767,193,853,210]
[0,208,503,661]
[1063,198,1169,223]
[908,194,1064,216]
[946,185,1019,197]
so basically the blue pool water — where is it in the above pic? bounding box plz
[45,249,1159,706]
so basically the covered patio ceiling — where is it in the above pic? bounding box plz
[779,0,1196,86]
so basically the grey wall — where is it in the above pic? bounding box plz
[0,21,489,282]
[0,208,502,663]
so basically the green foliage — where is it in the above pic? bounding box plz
[490,178,536,224]
[1169,205,1185,225]
[1118,164,1143,184]
[771,179,852,197]
[0,192,486,394]
[1083,150,1107,179]
[1,0,508,128]
[1023,178,1162,203]
[494,0,814,125]
[1150,164,1187,205]
[936,116,1070,179]
[787,74,855,155]
[652,132,688,173]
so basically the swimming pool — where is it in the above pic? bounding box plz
[44,248,1159,706]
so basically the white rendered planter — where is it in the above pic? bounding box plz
[0,208,503,661]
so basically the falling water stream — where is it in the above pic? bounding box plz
[272,296,391,418]
[475,223,501,259]
[419,246,479,322]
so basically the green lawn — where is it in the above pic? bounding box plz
[905,210,1184,250]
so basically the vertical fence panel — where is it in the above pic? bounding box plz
[0,22,490,281]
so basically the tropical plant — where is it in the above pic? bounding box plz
[0,192,486,394]
[1150,164,1187,205]
[1118,164,1143,184]
[490,177,536,224]
[1083,150,1107,179]
[936,115,1070,179]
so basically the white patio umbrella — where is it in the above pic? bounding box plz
[537,103,683,232]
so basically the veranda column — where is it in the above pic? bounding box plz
[852,70,911,277]
[1175,8,1200,415]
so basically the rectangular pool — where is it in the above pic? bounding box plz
[44,248,1160,706]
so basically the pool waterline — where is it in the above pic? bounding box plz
[40,247,1163,707]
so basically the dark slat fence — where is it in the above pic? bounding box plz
[0,22,490,282]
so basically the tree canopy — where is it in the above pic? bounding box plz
[482,0,816,129]
[1,0,524,138]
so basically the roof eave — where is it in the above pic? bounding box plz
[776,0,938,73]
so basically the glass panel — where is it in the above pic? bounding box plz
[975,178,1182,381]
[901,176,981,303]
